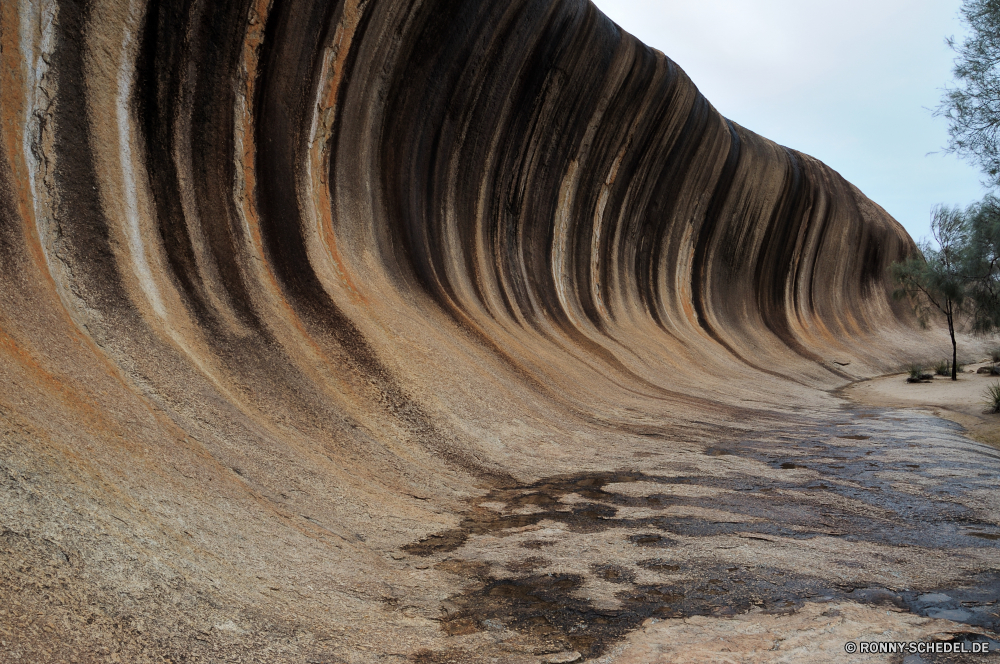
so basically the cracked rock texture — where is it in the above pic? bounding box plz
[1,0,996,662]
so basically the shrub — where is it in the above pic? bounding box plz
[935,360,951,376]
[907,365,934,383]
[985,381,1000,413]
[992,348,1000,364]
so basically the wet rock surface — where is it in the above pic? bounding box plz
[404,407,1000,659]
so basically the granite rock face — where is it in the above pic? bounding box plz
[1,0,980,662]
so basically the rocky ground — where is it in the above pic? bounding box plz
[5,392,999,662]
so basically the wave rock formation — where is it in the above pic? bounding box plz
[4,0,989,662]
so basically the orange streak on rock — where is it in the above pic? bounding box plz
[309,0,365,303]
[0,3,50,280]
[234,0,321,345]
[0,322,139,453]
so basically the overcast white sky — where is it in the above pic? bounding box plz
[591,0,987,244]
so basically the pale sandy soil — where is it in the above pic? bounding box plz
[841,361,1000,448]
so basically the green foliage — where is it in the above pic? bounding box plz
[906,365,934,382]
[900,0,1000,378]
[984,381,1000,413]
[892,208,970,380]
[962,196,1000,331]
[934,360,964,374]
[992,348,1000,363]
[933,0,1000,332]
[891,206,967,322]
[938,0,1000,185]
[892,196,1000,379]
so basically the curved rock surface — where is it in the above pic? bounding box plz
[2,0,997,662]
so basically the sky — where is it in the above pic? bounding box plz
[590,0,989,245]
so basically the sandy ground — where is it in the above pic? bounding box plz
[841,361,1000,448]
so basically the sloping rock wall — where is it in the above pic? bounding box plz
[0,0,967,661]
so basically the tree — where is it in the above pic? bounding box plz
[938,0,1000,185]
[891,206,969,380]
[906,0,1000,373]
[963,195,1000,330]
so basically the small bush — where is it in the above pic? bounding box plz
[907,365,934,383]
[985,381,1000,413]
[991,348,1000,363]
[932,360,964,376]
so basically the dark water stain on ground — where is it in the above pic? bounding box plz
[431,556,1000,659]
[430,561,841,657]
[402,407,1000,659]
[402,470,663,557]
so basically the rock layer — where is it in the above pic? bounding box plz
[1,0,992,662]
